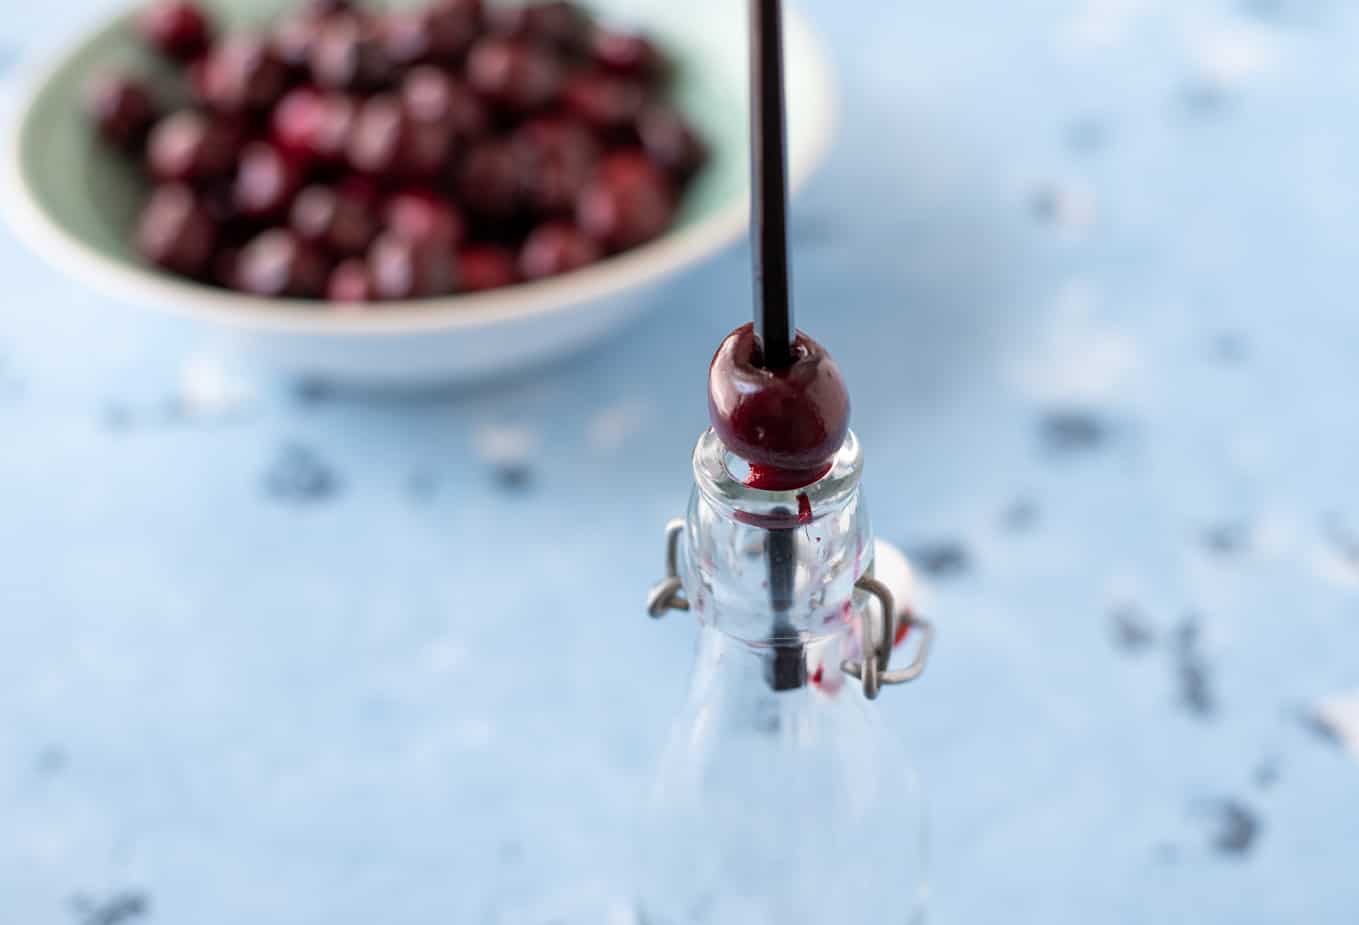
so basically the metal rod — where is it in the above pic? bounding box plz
[750,0,803,690]
[749,0,794,370]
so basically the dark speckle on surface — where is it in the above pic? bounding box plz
[790,213,840,248]
[1180,79,1230,116]
[1254,756,1281,790]
[1201,521,1249,558]
[102,402,134,433]
[1211,331,1249,365]
[263,443,342,503]
[492,462,533,492]
[1174,613,1216,718]
[1063,115,1108,154]
[1295,705,1342,747]
[69,891,149,925]
[1038,409,1109,455]
[907,541,971,578]
[1321,512,1359,571]
[1029,185,1060,222]
[1000,497,1040,533]
[0,43,19,77]
[406,469,439,503]
[1110,603,1156,653]
[1204,799,1262,857]
[292,378,336,406]
[36,745,67,776]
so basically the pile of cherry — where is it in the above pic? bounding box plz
[84,0,708,303]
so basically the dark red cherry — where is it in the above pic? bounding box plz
[326,257,375,303]
[466,37,564,112]
[456,244,518,291]
[197,37,290,112]
[518,222,600,280]
[272,15,323,72]
[576,150,674,251]
[345,94,407,175]
[707,323,851,488]
[235,229,329,298]
[368,232,457,299]
[273,89,356,166]
[457,140,523,222]
[590,29,668,82]
[138,1,214,61]
[401,67,488,144]
[136,184,218,278]
[490,1,589,55]
[211,245,241,288]
[513,116,598,215]
[233,141,302,219]
[291,184,378,256]
[385,0,482,67]
[83,73,158,150]
[310,15,394,91]
[637,103,708,180]
[562,71,646,134]
[146,110,241,183]
[384,189,465,250]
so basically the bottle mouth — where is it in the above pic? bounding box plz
[692,428,864,525]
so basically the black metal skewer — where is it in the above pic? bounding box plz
[749,0,803,691]
[750,0,794,372]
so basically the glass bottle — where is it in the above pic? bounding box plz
[638,428,933,925]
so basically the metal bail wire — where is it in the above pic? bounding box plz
[842,576,934,700]
[645,520,933,698]
[646,519,689,618]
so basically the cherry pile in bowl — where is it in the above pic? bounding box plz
[83,0,709,304]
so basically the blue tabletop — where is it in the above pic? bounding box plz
[3,1,1359,922]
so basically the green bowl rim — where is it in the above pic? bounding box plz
[1,3,836,337]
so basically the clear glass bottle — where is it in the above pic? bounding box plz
[638,429,931,925]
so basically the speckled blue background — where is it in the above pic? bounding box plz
[2,0,1358,922]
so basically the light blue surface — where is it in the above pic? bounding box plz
[2,1,1358,922]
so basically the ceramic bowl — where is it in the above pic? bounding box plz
[1,0,835,385]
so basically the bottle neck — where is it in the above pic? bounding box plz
[681,429,872,650]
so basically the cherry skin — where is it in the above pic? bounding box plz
[576,150,674,251]
[513,116,598,215]
[457,140,523,223]
[385,1,482,67]
[138,1,214,62]
[590,29,667,81]
[233,141,302,220]
[290,184,377,256]
[327,258,376,303]
[466,37,564,112]
[563,71,646,133]
[518,221,600,280]
[707,323,851,489]
[490,1,589,55]
[637,103,708,180]
[272,89,355,166]
[146,111,241,183]
[368,232,457,299]
[235,229,330,298]
[456,244,518,291]
[345,94,407,175]
[401,67,487,143]
[136,184,218,278]
[384,189,465,250]
[83,73,159,150]
[310,15,394,92]
[197,37,290,113]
